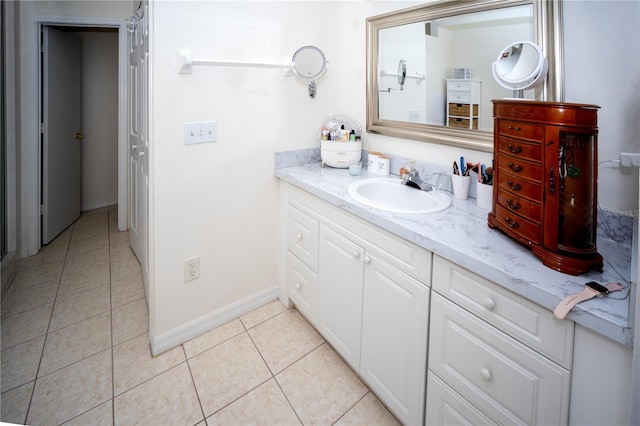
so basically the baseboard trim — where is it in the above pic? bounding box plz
[149,285,278,356]
[81,200,117,212]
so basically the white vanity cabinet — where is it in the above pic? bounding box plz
[427,256,573,425]
[281,182,431,426]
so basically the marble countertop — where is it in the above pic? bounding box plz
[275,162,634,348]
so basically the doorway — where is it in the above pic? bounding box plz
[40,25,119,244]
[23,16,128,255]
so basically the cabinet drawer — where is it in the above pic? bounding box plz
[497,171,541,203]
[497,189,541,223]
[287,205,319,272]
[426,372,496,426]
[287,252,318,325]
[493,204,540,244]
[497,153,543,183]
[432,256,574,367]
[448,92,470,103]
[429,293,571,425]
[498,136,542,162]
[497,119,543,141]
[448,81,471,91]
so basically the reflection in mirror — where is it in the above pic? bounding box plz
[366,0,563,151]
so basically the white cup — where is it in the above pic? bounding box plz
[377,156,390,176]
[368,152,380,172]
[476,182,493,209]
[451,174,471,200]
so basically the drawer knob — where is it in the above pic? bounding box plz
[483,297,496,311]
[507,180,521,191]
[508,125,521,131]
[508,162,522,172]
[352,251,360,259]
[480,368,493,381]
[295,283,302,290]
[508,144,522,154]
[507,199,521,210]
[364,256,371,265]
[296,233,303,241]
[504,217,519,229]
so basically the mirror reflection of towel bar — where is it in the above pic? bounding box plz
[379,70,426,82]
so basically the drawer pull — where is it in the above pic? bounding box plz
[483,297,496,311]
[352,251,360,259]
[504,217,519,229]
[507,180,521,191]
[296,233,303,241]
[295,283,302,290]
[364,256,371,265]
[508,125,521,131]
[507,199,521,210]
[508,162,522,172]
[508,144,522,154]
[480,368,493,382]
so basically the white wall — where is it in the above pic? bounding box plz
[77,30,119,211]
[150,1,343,336]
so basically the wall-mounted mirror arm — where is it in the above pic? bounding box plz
[379,70,426,82]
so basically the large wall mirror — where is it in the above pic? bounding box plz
[366,0,563,152]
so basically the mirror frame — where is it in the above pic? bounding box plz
[366,0,563,152]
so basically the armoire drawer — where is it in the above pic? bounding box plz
[432,256,574,367]
[429,293,571,425]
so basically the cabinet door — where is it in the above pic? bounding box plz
[360,253,429,426]
[318,225,364,369]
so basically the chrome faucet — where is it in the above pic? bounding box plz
[402,168,433,191]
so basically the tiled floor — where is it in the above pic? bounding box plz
[1,206,400,425]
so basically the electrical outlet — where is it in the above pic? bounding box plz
[409,109,420,122]
[620,152,640,167]
[185,121,217,144]
[184,256,200,282]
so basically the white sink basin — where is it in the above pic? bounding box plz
[347,177,451,214]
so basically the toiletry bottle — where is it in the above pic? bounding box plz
[400,160,416,180]
[349,130,356,141]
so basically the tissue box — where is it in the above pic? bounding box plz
[321,141,362,168]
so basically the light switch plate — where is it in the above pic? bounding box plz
[185,121,217,144]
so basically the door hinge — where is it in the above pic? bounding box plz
[40,205,44,215]
[40,123,44,133]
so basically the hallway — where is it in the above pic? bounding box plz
[1,206,399,425]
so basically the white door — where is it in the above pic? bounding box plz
[129,2,149,282]
[41,26,81,244]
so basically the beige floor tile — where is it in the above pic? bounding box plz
[248,309,323,374]
[49,284,110,332]
[1,336,45,392]
[58,263,110,297]
[112,298,149,345]
[111,272,145,309]
[206,378,301,426]
[114,363,203,426]
[63,246,110,276]
[276,343,368,425]
[62,400,112,426]
[11,261,64,290]
[109,239,134,258]
[71,221,108,243]
[183,319,245,359]
[0,381,34,425]
[67,233,109,257]
[27,349,112,426]
[110,254,142,282]
[335,392,401,426]
[113,333,186,395]
[18,244,67,268]
[240,299,287,329]
[39,312,111,377]
[1,303,53,350]
[189,333,272,417]
[109,229,130,246]
[1,280,58,318]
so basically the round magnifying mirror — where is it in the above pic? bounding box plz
[492,41,548,98]
[291,45,327,80]
[397,59,407,89]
